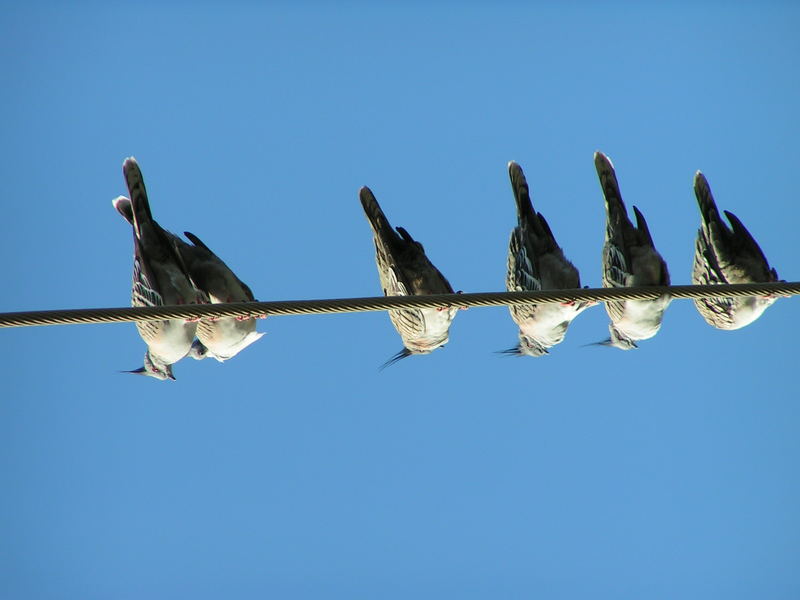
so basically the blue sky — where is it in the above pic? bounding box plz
[1,3,799,598]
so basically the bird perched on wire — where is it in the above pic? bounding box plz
[113,201,264,363]
[502,161,592,357]
[359,186,458,367]
[112,157,206,380]
[177,231,265,362]
[691,171,781,330]
[595,151,671,350]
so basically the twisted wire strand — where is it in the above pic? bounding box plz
[0,282,796,329]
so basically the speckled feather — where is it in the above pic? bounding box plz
[359,186,457,356]
[177,232,263,361]
[595,152,670,348]
[114,158,205,378]
[505,161,590,356]
[691,171,779,329]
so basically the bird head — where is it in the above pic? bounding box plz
[188,339,210,360]
[122,352,176,380]
[606,325,638,350]
[380,338,449,369]
[498,333,550,357]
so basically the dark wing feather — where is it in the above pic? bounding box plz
[359,186,453,297]
[693,172,778,285]
[508,161,560,256]
[692,171,778,328]
[122,159,196,306]
[181,231,256,301]
[596,152,669,322]
[723,210,777,281]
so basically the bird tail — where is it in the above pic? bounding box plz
[594,151,628,223]
[508,161,537,227]
[123,157,155,236]
[112,196,134,225]
[595,151,646,253]
[693,171,723,227]
[632,205,655,247]
[359,186,399,243]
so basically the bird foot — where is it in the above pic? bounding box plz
[185,316,202,323]
[560,301,576,307]
[435,292,468,311]
[235,314,267,321]
[456,290,468,310]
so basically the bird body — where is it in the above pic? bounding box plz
[595,152,670,349]
[359,186,457,364]
[113,158,203,380]
[691,171,780,330]
[175,231,264,362]
[505,161,591,356]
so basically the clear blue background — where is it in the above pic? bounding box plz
[1,3,798,598]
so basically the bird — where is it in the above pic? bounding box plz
[595,152,671,350]
[359,186,458,367]
[503,161,593,357]
[691,171,780,329]
[176,231,265,362]
[114,200,264,362]
[112,157,206,380]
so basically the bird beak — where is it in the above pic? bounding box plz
[582,339,612,347]
[121,367,149,375]
[119,365,176,381]
[495,346,521,356]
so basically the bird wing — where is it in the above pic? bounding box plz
[596,152,669,324]
[122,158,199,307]
[360,186,454,297]
[181,231,256,302]
[693,171,778,285]
[596,152,637,323]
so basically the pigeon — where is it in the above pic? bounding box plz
[113,157,206,380]
[114,200,263,362]
[503,161,592,357]
[595,152,671,350]
[359,186,458,367]
[176,232,264,362]
[691,171,780,330]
